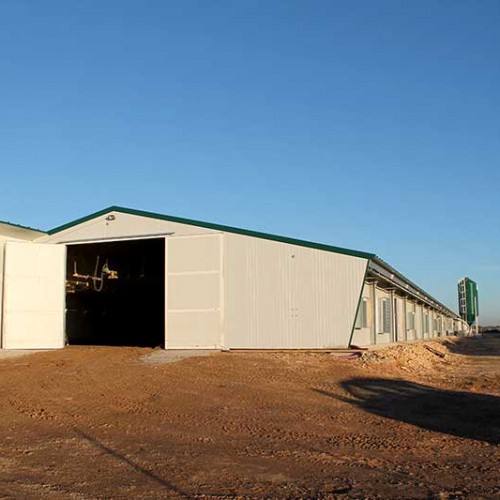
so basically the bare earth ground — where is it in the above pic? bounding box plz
[0,334,498,499]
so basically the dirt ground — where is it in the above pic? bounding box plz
[0,333,498,499]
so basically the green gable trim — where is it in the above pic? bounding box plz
[0,219,46,234]
[47,205,375,260]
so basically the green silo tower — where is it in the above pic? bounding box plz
[458,277,479,327]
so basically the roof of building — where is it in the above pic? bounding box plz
[47,205,458,317]
[47,205,376,259]
[0,219,46,234]
[370,256,459,317]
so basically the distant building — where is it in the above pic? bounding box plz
[458,277,479,326]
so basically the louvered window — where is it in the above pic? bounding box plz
[406,310,415,330]
[355,298,369,329]
[378,298,391,334]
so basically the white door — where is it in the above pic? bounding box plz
[166,234,223,349]
[2,241,65,349]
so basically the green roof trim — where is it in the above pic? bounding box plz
[0,219,46,234]
[47,205,375,259]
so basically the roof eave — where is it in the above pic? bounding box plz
[0,220,46,235]
[370,256,459,318]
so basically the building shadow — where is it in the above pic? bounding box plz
[315,378,500,445]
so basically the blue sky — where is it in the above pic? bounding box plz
[1,0,499,323]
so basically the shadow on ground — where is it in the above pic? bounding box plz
[316,378,500,445]
[441,330,500,357]
[73,428,187,496]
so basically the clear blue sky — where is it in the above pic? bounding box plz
[1,1,499,323]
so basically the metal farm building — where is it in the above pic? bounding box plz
[0,206,464,350]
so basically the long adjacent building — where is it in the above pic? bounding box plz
[0,206,465,350]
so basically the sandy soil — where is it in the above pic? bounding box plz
[0,334,498,499]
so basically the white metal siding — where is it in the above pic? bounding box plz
[224,233,367,349]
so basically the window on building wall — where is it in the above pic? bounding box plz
[378,298,391,334]
[423,313,429,333]
[407,310,415,330]
[433,318,438,332]
[355,298,369,329]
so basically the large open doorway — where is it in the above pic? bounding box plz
[65,238,165,347]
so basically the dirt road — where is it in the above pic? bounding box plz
[0,334,498,498]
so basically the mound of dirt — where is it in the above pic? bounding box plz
[359,339,456,372]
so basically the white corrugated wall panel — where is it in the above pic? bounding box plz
[224,234,367,349]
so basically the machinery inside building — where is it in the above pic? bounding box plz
[65,238,165,347]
